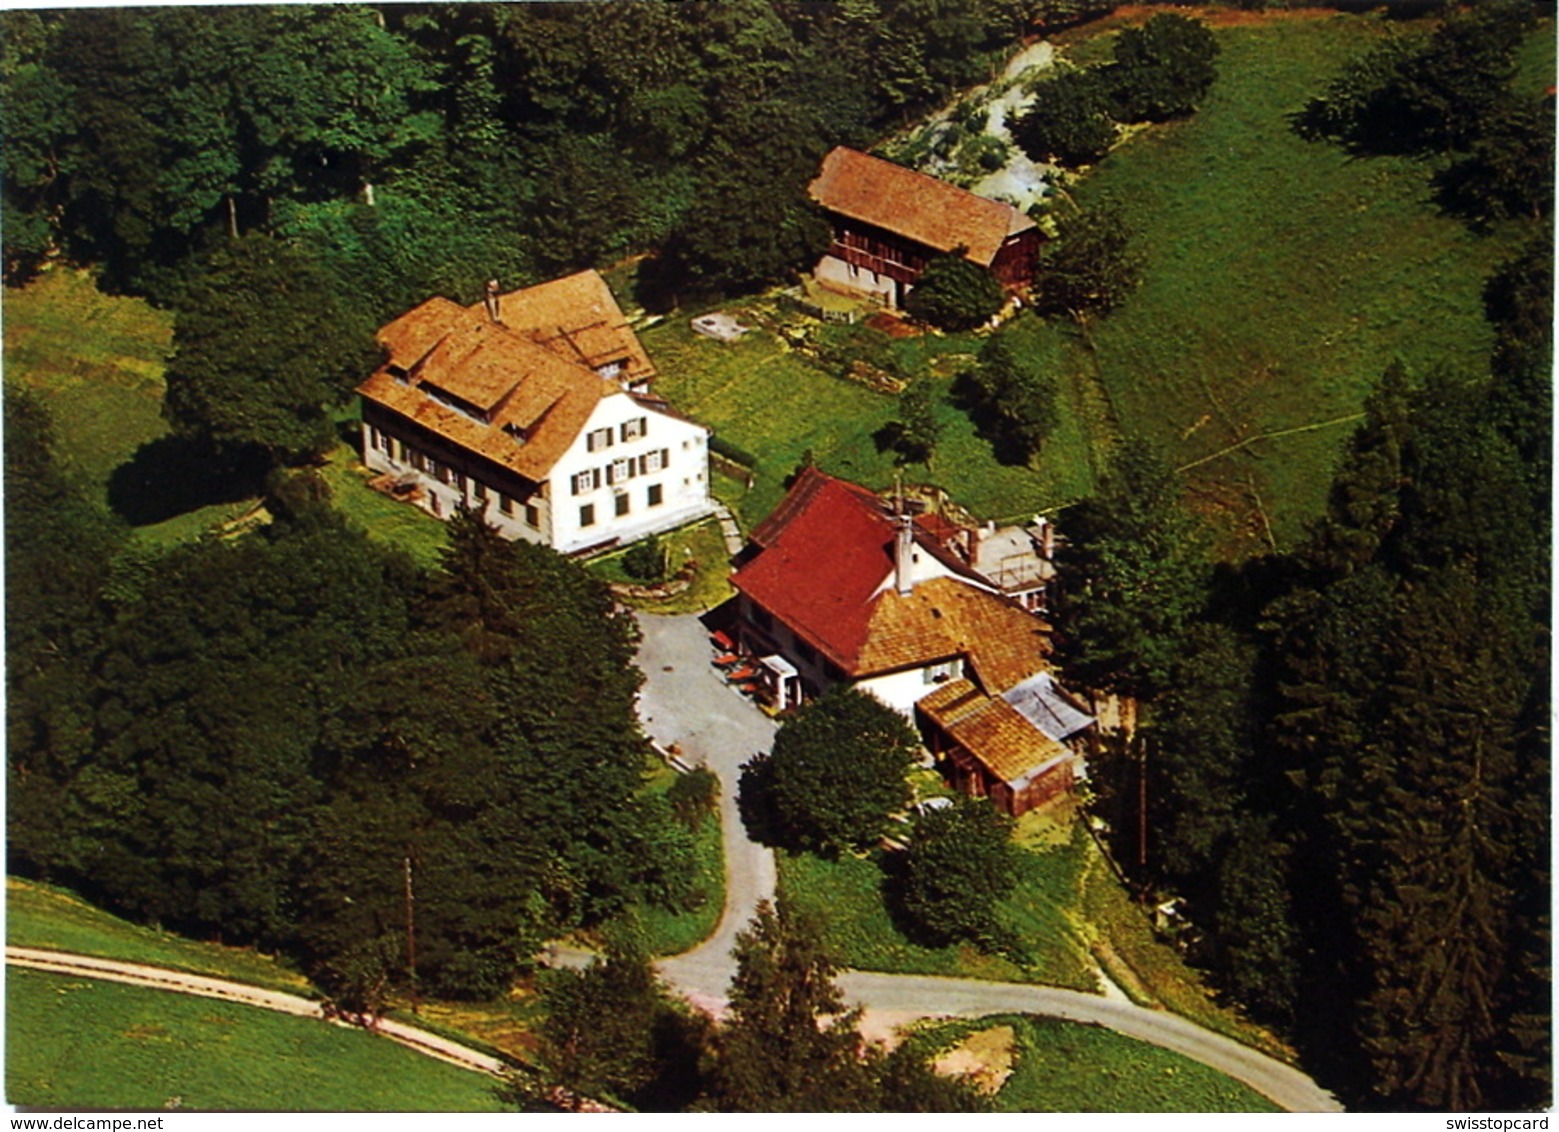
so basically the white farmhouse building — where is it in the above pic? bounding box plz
[356,270,712,555]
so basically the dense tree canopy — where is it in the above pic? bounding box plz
[960,320,1062,465]
[161,234,380,464]
[902,251,1005,332]
[1,0,1050,304]
[5,432,695,1002]
[1011,71,1117,167]
[1053,441,1208,701]
[1032,201,1143,320]
[746,687,918,854]
[1105,12,1221,123]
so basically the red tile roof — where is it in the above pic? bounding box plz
[732,468,1050,686]
[808,147,1036,268]
[732,470,896,669]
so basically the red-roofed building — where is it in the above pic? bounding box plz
[807,147,1041,310]
[729,468,1090,814]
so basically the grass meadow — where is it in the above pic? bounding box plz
[627,763,727,957]
[1058,13,1549,554]
[648,13,1550,557]
[6,967,508,1111]
[642,309,1096,531]
[8,877,313,995]
[776,822,1098,991]
[906,1013,1282,1112]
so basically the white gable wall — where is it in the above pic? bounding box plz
[853,660,965,719]
[548,392,713,554]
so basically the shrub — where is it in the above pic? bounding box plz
[667,767,720,830]
[623,535,667,582]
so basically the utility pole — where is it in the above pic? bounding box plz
[404,852,419,1014]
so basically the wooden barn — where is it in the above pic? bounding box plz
[807,146,1042,310]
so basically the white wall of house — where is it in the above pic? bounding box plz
[548,393,713,554]
[814,255,898,308]
[854,660,964,719]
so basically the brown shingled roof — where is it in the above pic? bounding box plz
[918,679,1070,789]
[809,147,1036,268]
[486,270,656,388]
[358,272,656,482]
[859,576,1051,691]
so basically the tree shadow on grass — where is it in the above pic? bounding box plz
[950,371,1035,468]
[107,435,269,526]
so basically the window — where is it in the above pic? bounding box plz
[924,659,960,685]
[498,493,514,516]
[453,471,467,494]
[572,469,599,496]
[621,416,647,442]
[580,504,596,528]
[524,503,540,528]
[647,483,663,507]
[615,493,630,517]
[641,447,669,474]
[586,427,614,452]
[474,481,488,502]
[611,457,634,484]
[752,605,773,631]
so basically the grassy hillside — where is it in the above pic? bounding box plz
[643,306,1095,529]
[8,877,312,996]
[6,968,507,1112]
[1060,13,1546,554]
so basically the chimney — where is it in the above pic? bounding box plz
[483,279,501,323]
[895,512,915,596]
[1039,517,1054,560]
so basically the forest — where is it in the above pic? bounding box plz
[2,0,1552,1115]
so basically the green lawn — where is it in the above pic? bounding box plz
[8,877,313,996]
[1054,14,1548,554]
[644,306,1098,529]
[586,517,735,616]
[319,441,450,568]
[6,968,508,1112]
[776,823,1097,991]
[906,1014,1281,1112]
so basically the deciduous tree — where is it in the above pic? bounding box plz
[898,797,1020,947]
[903,251,1005,332]
[752,687,917,854]
[162,234,380,464]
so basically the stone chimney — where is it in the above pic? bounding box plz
[483,279,501,323]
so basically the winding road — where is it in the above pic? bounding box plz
[8,612,1339,1112]
[634,613,1343,1113]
